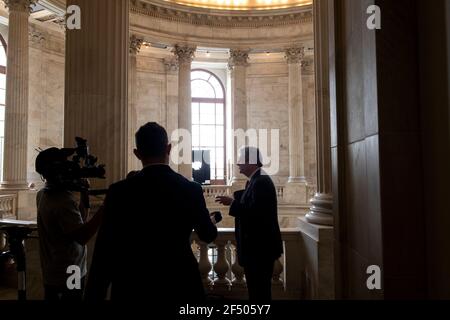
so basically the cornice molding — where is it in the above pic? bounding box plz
[131,0,313,28]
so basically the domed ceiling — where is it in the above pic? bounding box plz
[164,0,311,10]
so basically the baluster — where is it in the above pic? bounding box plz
[198,241,213,287]
[0,232,6,251]
[213,240,231,289]
[231,247,246,288]
[272,258,284,290]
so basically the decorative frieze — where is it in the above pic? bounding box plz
[131,0,312,28]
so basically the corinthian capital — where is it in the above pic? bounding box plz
[130,35,144,55]
[285,46,305,64]
[228,49,250,69]
[173,44,196,64]
[3,0,36,12]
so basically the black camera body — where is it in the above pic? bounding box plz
[39,137,106,192]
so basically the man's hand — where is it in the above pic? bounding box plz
[215,196,234,206]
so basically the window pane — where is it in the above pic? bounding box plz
[0,74,5,90]
[209,77,224,99]
[200,125,215,147]
[0,89,5,106]
[192,80,215,99]
[216,148,224,169]
[0,46,6,67]
[192,103,199,124]
[192,125,200,147]
[216,126,224,147]
[202,149,212,165]
[216,104,224,125]
[191,70,210,81]
[200,103,215,125]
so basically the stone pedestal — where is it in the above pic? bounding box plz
[298,216,334,299]
[284,182,309,205]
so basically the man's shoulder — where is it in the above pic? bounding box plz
[253,172,275,186]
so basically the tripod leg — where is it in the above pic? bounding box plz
[10,237,27,301]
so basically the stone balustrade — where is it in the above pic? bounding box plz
[191,228,304,300]
[0,194,17,220]
[202,185,288,204]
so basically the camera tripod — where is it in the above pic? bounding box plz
[0,224,37,301]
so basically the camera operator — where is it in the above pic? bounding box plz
[35,148,104,301]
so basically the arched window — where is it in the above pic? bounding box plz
[191,69,226,184]
[0,34,6,181]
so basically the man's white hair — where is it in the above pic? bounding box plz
[237,146,263,166]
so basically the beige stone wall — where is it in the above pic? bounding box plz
[129,51,179,171]
[247,56,316,185]
[27,24,65,186]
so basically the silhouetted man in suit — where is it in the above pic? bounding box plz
[85,122,217,301]
[216,147,283,301]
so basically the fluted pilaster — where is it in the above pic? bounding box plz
[285,47,307,184]
[228,49,250,186]
[128,35,143,172]
[65,0,129,189]
[1,0,35,189]
[173,44,196,179]
[306,0,333,226]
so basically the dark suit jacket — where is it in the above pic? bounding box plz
[85,165,217,301]
[229,169,283,267]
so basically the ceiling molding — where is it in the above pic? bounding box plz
[132,0,312,28]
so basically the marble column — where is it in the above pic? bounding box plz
[228,49,250,187]
[306,0,333,226]
[164,57,179,172]
[1,0,35,189]
[173,44,196,180]
[128,35,143,172]
[285,47,307,184]
[65,0,129,189]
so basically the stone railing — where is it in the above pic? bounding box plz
[203,185,232,202]
[0,194,18,220]
[276,185,285,202]
[191,228,304,300]
[203,185,287,203]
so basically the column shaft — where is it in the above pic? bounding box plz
[229,49,249,186]
[286,47,307,184]
[306,0,333,226]
[65,0,129,189]
[174,45,195,180]
[1,0,33,189]
[128,35,143,172]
